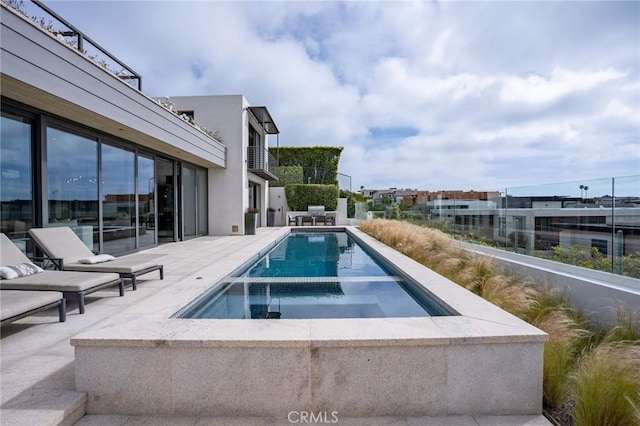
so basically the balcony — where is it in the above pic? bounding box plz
[12,0,142,90]
[247,145,279,181]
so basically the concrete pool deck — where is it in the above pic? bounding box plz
[1,227,550,425]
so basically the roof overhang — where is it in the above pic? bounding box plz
[248,106,279,134]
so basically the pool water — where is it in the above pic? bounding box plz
[177,232,452,319]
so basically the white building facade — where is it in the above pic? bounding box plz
[166,96,279,236]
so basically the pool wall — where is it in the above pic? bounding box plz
[71,227,547,417]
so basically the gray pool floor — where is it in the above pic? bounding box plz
[0,227,550,425]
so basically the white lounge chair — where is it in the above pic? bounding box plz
[1,290,66,324]
[29,227,164,291]
[0,233,122,314]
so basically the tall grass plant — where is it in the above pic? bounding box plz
[360,219,640,425]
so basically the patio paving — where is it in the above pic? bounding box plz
[0,227,550,425]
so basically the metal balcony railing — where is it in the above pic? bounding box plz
[247,146,279,181]
[13,0,142,90]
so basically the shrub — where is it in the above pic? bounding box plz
[284,184,339,211]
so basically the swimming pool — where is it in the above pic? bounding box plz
[176,231,454,319]
[73,226,547,418]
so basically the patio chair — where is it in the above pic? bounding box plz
[300,215,314,226]
[0,233,122,314]
[287,214,298,226]
[1,290,66,324]
[29,227,164,291]
[314,215,327,226]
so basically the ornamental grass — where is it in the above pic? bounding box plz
[570,344,640,426]
[360,219,640,425]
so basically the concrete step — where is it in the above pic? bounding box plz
[1,388,86,426]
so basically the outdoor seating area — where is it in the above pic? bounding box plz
[0,233,123,315]
[0,227,166,318]
[28,227,164,291]
[287,205,337,226]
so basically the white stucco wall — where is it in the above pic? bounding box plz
[169,95,271,235]
[268,187,289,226]
[169,95,246,235]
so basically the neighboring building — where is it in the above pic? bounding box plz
[0,3,278,255]
[358,188,376,198]
[361,183,639,258]
[426,195,640,258]
[369,188,418,206]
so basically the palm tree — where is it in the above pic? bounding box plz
[584,185,589,200]
[579,184,585,199]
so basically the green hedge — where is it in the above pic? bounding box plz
[285,184,339,211]
[271,166,304,187]
[270,146,343,187]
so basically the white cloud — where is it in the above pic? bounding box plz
[500,68,627,104]
[43,0,639,191]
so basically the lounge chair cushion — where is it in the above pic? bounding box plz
[0,290,63,321]
[78,254,116,264]
[28,227,94,264]
[0,270,121,292]
[63,254,163,274]
[0,263,44,280]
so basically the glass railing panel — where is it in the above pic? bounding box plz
[612,175,640,278]
[399,175,639,280]
[495,175,639,279]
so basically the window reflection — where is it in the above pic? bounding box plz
[102,144,135,253]
[47,127,98,251]
[1,113,33,253]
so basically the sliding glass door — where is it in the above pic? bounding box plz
[46,126,98,251]
[101,143,135,253]
[156,158,176,242]
[137,155,156,248]
[0,112,33,253]
[2,103,208,254]
[182,164,208,238]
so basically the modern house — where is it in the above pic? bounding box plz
[0,2,278,255]
[162,95,280,235]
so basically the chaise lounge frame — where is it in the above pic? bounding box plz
[1,233,123,314]
[1,290,66,325]
[28,227,164,291]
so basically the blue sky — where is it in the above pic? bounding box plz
[37,0,639,192]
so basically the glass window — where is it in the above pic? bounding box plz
[181,164,207,238]
[183,165,196,237]
[197,168,207,235]
[47,127,98,251]
[137,155,156,248]
[156,158,175,242]
[102,144,135,253]
[1,113,33,253]
[499,216,506,237]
